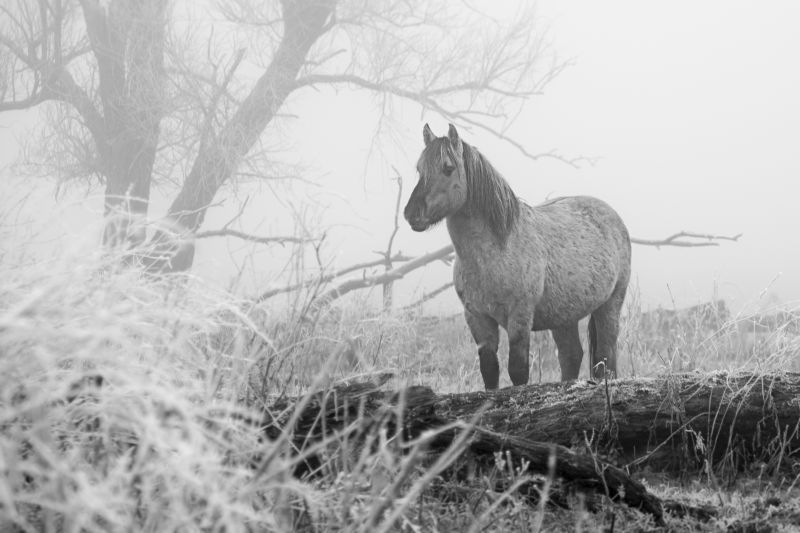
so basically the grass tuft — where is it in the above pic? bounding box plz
[2,247,800,530]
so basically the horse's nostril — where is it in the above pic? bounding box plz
[407,215,427,231]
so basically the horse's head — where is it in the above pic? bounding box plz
[404,123,468,231]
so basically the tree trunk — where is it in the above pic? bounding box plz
[262,372,800,522]
[146,0,336,272]
[81,0,166,249]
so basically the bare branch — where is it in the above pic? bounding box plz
[293,72,593,167]
[383,168,403,262]
[380,169,404,309]
[631,232,743,248]
[220,196,249,231]
[263,228,742,308]
[402,281,455,312]
[49,68,107,156]
[257,250,417,302]
[313,244,455,308]
[198,47,246,153]
[194,228,313,246]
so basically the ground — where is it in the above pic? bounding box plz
[1,252,799,531]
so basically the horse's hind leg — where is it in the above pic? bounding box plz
[507,313,533,386]
[551,323,583,381]
[465,311,500,390]
[590,284,628,379]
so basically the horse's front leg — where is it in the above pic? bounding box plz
[507,311,533,386]
[465,311,500,390]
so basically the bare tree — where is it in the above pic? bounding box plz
[0,0,166,248]
[1,0,565,272]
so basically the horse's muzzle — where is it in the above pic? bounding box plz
[407,218,429,232]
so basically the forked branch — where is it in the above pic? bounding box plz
[312,245,455,308]
[257,251,417,302]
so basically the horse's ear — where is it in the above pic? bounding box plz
[422,123,435,146]
[447,123,462,151]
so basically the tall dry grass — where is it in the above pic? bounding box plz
[2,243,799,531]
[1,249,285,530]
[0,249,479,532]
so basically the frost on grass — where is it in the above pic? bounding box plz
[2,246,799,531]
[0,251,302,531]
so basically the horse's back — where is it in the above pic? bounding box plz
[529,196,629,254]
[534,195,624,230]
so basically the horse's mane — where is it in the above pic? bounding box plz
[461,141,520,242]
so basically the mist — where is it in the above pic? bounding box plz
[4,3,800,528]
[1,0,798,314]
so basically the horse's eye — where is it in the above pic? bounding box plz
[443,164,455,176]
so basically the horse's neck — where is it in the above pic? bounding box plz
[446,212,500,262]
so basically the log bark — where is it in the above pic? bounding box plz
[262,372,800,523]
[436,371,800,471]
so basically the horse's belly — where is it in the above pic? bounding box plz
[533,277,617,330]
[532,299,599,330]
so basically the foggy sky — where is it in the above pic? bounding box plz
[1,1,798,314]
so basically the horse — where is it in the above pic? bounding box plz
[403,123,631,389]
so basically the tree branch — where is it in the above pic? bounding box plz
[313,245,455,308]
[198,47,246,154]
[402,281,456,312]
[164,0,337,237]
[631,232,743,248]
[258,229,741,307]
[49,67,108,158]
[379,169,404,309]
[257,251,417,302]
[293,73,594,167]
[194,228,312,246]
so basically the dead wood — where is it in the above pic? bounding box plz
[434,371,800,471]
[259,371,800,522]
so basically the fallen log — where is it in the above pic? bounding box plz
[435,371,800,471]
[261,372,800,523]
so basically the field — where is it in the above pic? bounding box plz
[2,250,800,532]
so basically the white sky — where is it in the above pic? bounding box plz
[2,0,799,313]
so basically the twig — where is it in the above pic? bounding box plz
[257,251,416,302]
[380,170,404,310]
[314,245,455,308]
[402,282,455,312]
[198,47,246,151]
[194,228,311,246]
[384,167,403,260]
[221,197,250,231]
[631,232,743,248]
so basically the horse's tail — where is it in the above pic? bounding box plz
[588,315,598,376]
